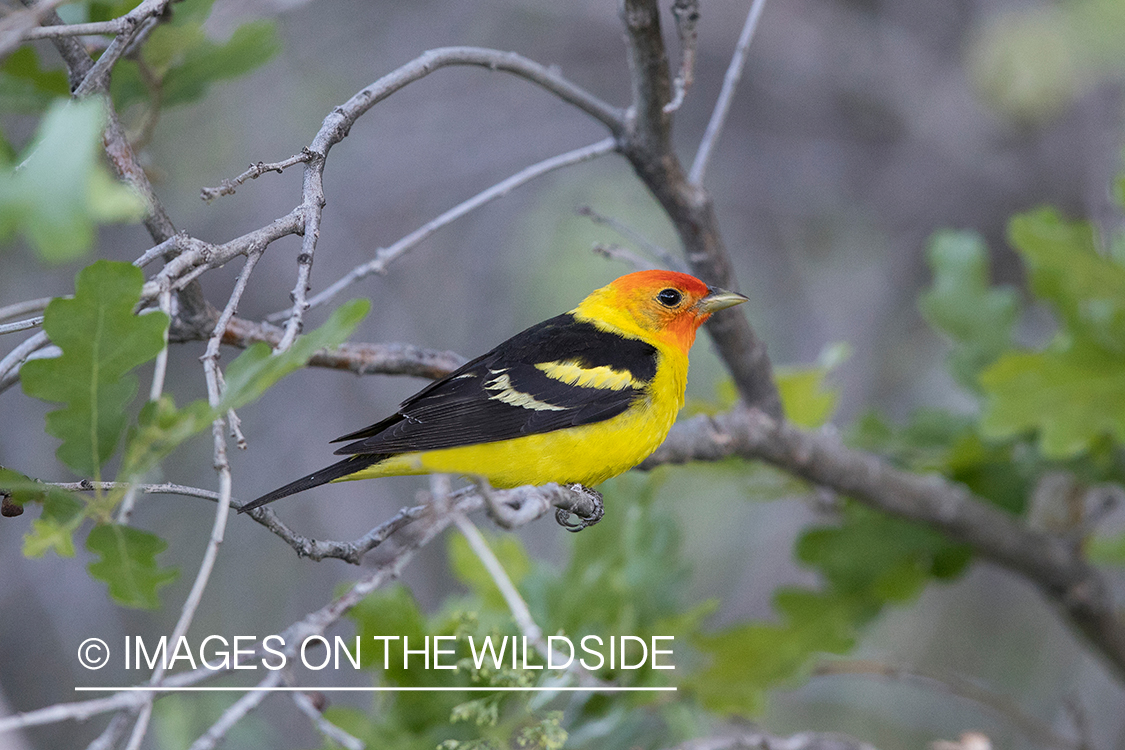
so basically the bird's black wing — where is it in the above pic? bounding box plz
[331,313,658,456]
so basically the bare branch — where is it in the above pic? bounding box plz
[642,406,1125,679]
[216,315,468,379]
[0,330,49,391]
[290,689,364,750]
[187,672,282,750]
[0,317,43,335]
[200,149,315,202]
[577,204,685,271]
[282,137,617,322]
[592,242,657,271]
[618,0,781,417]
[0,0,67,59]
[147,288,171,402]
[0,297,51,322]
[688,0,769,185]
[243,504,426,564]
[48,480,223,503]
[665,0,700,113]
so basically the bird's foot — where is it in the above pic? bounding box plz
[555,484,604,532]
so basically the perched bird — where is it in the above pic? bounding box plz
[240,270,747,513]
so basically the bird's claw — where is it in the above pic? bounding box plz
[555,484,604,532]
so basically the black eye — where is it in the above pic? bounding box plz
[656,288,682,307]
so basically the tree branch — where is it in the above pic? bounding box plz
[642,406,1125,680]
[283,137,618,321]
[688,0,769,185]
[617,0,781,417]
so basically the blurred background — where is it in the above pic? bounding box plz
[2,0,1124,747]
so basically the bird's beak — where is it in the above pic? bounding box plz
[698,286,749,314]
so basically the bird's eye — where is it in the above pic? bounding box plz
[656,288,682,308]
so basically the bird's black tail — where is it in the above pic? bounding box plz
[238,455,383,513]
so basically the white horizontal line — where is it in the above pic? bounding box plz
[75,686,676,693]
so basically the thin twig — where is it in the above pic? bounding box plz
[0,330,49,388]
[688,0,768,185]
[147,288,172,402]
[84,710,133,750]
[577,204,685,271]
[22,18,132,38]
[48,480,223,503]
[618,0,781,416]
[453,513,601,685]
[121,702,151,750]
[124,251,261,748]
[132,236,181,269]
[291,690,364,750]
[200,149,315,201]
[0,0,67,59]
[242,504,427,564]
[665,0,700,113]
[0,317,43,335]
[592,242,657,271]
[0,297,51,322]
[271,137,617,323]
[187,671,282,750]
[72,0,172,97]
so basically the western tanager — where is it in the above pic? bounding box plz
[241,270,746,512]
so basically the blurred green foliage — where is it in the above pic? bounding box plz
[108,0,280,117]
[0,100,145,262]
[967,0,1125,121]
[14,262,367,607]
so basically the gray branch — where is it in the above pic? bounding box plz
[617,0,781,417]
[642,405,1125,680]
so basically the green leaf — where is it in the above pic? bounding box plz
[981,342,1125,457]
[21,261,169,477]
[112,8,280,112]
[115,300,368,480]
[920,230,1019,388]
[88,1,145,23]
[796,506,970,600]
[161,21,281,107]
[120,396,213,480]
[774,344,847,428]
[0,99,146,262]
[448,532,531,612]
[25,489,84,558]
[967,208,1125,457]
[1087,532,1125,565]
[219,298,370,411]
[687,589,864,716]
[0,469,86,558]
[0,47,69,113]
[1009,208,1125,351]
[86,524,178,608]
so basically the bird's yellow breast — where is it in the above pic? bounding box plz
[338,347,688,488]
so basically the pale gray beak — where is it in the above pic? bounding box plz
[698,286,748,313]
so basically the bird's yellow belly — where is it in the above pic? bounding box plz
[338,397,679,488]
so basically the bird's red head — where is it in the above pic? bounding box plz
[574,270,748,353]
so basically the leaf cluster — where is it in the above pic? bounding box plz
[10,260,368,609]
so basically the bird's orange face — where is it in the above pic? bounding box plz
[577,270,748,353]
